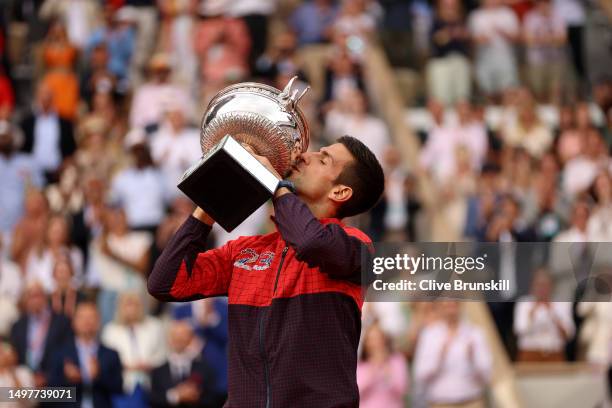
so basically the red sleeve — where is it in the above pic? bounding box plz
[148,216,233,301]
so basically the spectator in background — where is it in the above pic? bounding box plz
[173,298,229,402]
[523,0,567,103]
[88,205,151,325]
[586,172,612,241]
[48,302,123,408]
[150,107,201,198]
[501,90,553,158]
[50,255,86,318]
[194,4,251,92]
[39,21,80,120]
[0,122,44,237]
[577,301,612,365]
[19,82,76,184]
[332,0,376,42]
[427,0,472,106]
[39,0,102,50]
[289,0,339,46]
[158,0,197,87]
[0,342,35,406]
[155,196,195,252]
[86,6,136,91]
[24,214,84,293]
[149,320,218,408]
[80,43,117,108]
[0,236,21,338]
[254,30,305,83]
[514,269,575,362]
[562,130,608,198]
[413,301,492,408]
[321,50,365,107]
[110,130,167,231]
[324,89,391,162]
[129,53,191,130]
[553,0,586,83]
[102,292,166,408]
[229,0,276,69]
[468,0,520,101]
[10,281,73,387]
[9,190,49,271]
[122,0,159,85]
[357,323,409,408]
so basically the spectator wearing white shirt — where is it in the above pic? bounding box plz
[88,205,151,325]
[523,0,568,103]
[129,53,192,130]
[514,269,575,362]
[420,100,487,185]
[24,214,84,293]
[110,130,167,231]
[324,90,390,163]
[0,122,44,240]
[468,0,520,99]
[413,301,492,408]
[150,108,201,199]
[101,292,166,400]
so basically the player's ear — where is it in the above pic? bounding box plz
[328,184,352,204]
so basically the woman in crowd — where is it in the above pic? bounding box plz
[24,214,84,293]
[357,323,409,408]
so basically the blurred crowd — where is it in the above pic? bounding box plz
[0,0,610,407]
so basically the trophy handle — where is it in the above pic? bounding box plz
[279,76,310,112]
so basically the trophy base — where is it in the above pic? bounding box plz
[178,135,280,232]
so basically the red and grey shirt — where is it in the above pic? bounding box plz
[148,193,372,408]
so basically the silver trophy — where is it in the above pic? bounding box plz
[178,77,310,232]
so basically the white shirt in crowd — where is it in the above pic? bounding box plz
[468,6,520,56]
[413,321,492,405]
[130,84,192,128]
[32,113,61,172]
[150,125,201,198]
[88,231,152,292]
[514,299,575,352]
[324,111,390,163]
[110,167,167,228]
[420,122,487,183]
[101,316,167,393]
[25,246,84,293]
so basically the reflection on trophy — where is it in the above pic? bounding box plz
[178,77,310,232]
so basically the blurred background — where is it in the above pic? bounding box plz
[0,0,611,407]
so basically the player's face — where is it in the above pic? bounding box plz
[286,143,353,204]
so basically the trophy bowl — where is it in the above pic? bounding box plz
[178,77,310,232]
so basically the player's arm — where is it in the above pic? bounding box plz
[148,208,232,301]
[272,193,372,281]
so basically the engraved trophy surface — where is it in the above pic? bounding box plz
[178,77,310,232]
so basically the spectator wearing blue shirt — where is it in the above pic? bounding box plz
[0,120,43,237]
[86,7,136,90]
[289,0,339,46]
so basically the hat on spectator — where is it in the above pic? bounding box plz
[115,7,137,24]
[148,53,172,72]
[198,0,231,16]
[124,128,147,149]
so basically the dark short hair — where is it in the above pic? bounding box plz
[334,136,385,219]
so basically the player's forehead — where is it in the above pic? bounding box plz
[321,143,353,165]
